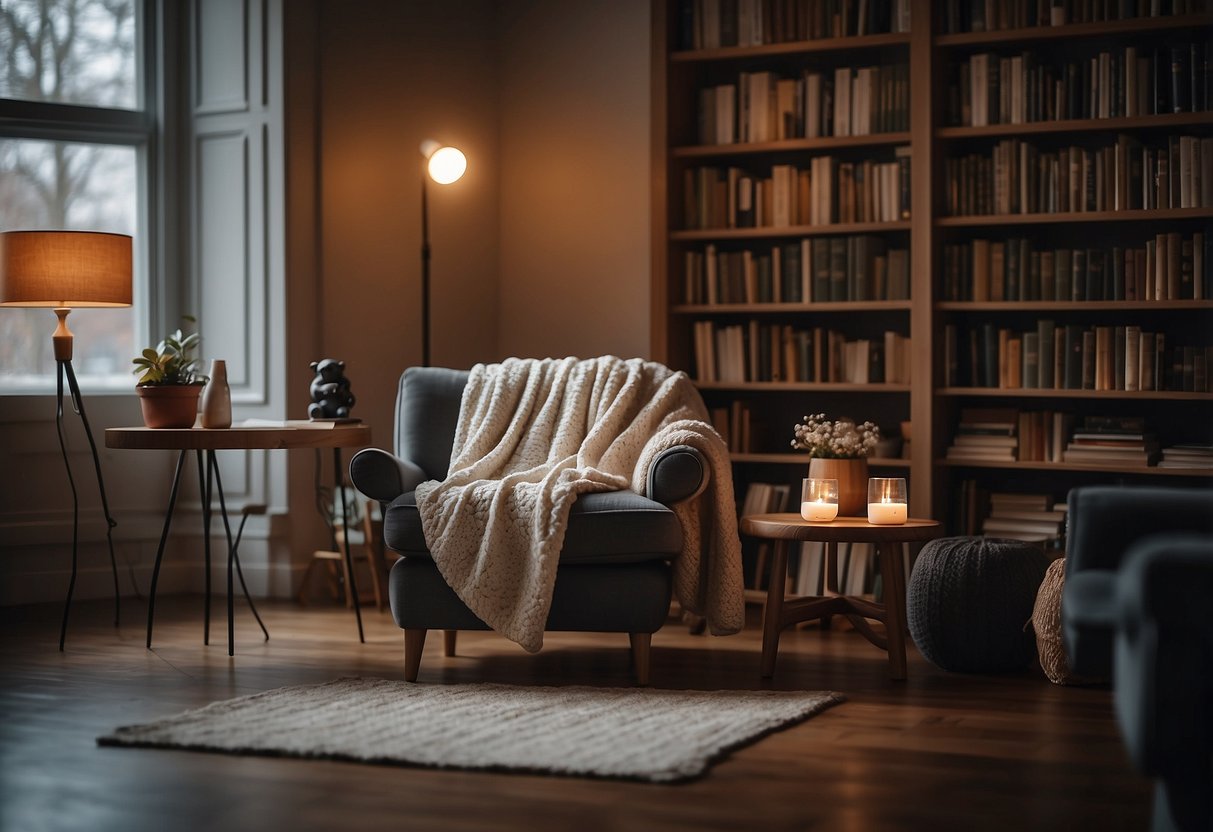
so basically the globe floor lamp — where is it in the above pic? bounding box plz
[419,140,466,367]
[0,230,133,650]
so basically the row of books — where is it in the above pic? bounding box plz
[710,399,757,451]
[695,64,909,145]
[949,43,1211,127]
[694,320,912,383]
[982,490,1067,546]
[940,233,1211,302]
[1158,444,1213,467]
[938,0,1204,34]
[683,152,911,229]
[943,134,1213,216]
[678,0,911,50]
[682,237,910,304]
[943,322,1212,391]
[948,410,1174,466]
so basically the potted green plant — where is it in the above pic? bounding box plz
[131,321,207,429]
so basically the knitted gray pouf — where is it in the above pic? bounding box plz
[907,536,1050,673]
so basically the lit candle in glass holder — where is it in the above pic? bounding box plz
[867,477,907,525]
[801,478,839,522]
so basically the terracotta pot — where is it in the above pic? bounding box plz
[807,457,869,517]
[136,384,203,429]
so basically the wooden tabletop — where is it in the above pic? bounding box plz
[741,513,942,544]
[105,422,372,451]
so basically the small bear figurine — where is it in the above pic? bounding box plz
[308,358,356,420]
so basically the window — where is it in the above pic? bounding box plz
[0,0,150,391]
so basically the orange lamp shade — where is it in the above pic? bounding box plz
[0,230,133,308]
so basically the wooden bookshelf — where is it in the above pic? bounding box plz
[673,133,912,158]
[937,301,1213,312]
[940,388,1213,401]
[936,112,1213,140]
[671,31,910,63]
[937,209,1213,227]
[671,221,911,241]
[933,13,1213,47]
[675,300,913,313]
[940,459,1213,478]
[652,0,1213,537]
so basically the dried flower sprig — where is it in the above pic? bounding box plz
[790,413,880,459]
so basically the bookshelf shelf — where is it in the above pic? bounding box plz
[673,133,912,159]
[936,112,1213,140]
[936,301,1213,312]
[733,452,910,467]
[939,459,1213,478]
[672,221,911,241]
[933,14,1213,48]
[937,209,1213,228]
[675,301,913,314]
[698,381,911,393]
[671,32,910,63]
[940,388,1213,401]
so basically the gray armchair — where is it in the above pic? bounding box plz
[1063,485,1213,677]
[349,367,710,684]
[1063,485,1213,832]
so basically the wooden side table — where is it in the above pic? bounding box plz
[740,514,942,680]
[106,423,371,656]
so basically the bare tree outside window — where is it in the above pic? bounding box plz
[1,0,137,108]
[0,0,143,390]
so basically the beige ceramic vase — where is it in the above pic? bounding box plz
[807,457,869,517]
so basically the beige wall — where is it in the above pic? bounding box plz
[496,0,652,361]
[307,0,503,441]
[298,0,653,432]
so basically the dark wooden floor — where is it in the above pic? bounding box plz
[0,596,1150,832]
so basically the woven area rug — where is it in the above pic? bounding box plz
[98,677,843,782]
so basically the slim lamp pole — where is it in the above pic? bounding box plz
[418,141,466,370]
[420,158,431,368]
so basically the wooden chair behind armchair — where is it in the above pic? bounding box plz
[298,493,393,611]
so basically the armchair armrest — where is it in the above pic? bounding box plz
[1113,532,1213,778]
[645,445,709,506]
[1066,486,1213,576]
[349,448,427,503]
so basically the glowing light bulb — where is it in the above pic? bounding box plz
[427,146,466,185]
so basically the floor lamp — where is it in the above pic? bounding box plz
[419,140,466,367]
[0,230,133,650]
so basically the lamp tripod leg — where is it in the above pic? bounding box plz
[63,360,121,628]
[54,361,81,652]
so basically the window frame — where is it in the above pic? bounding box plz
[0,0,162,395]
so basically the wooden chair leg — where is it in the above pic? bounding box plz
[629,632,652,686]
[403,629,426,682]
[443,629,457,657]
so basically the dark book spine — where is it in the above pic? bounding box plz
[1172,46,1189,113]
[1081,329,1096,390]
[982,322,999,388]
[1114,325,1126,390]
[1064,324,1084,389]
[1153,48,1170,115]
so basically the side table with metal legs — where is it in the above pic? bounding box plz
[106,424,372,655]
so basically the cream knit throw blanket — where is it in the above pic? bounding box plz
[415,356,744,653]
